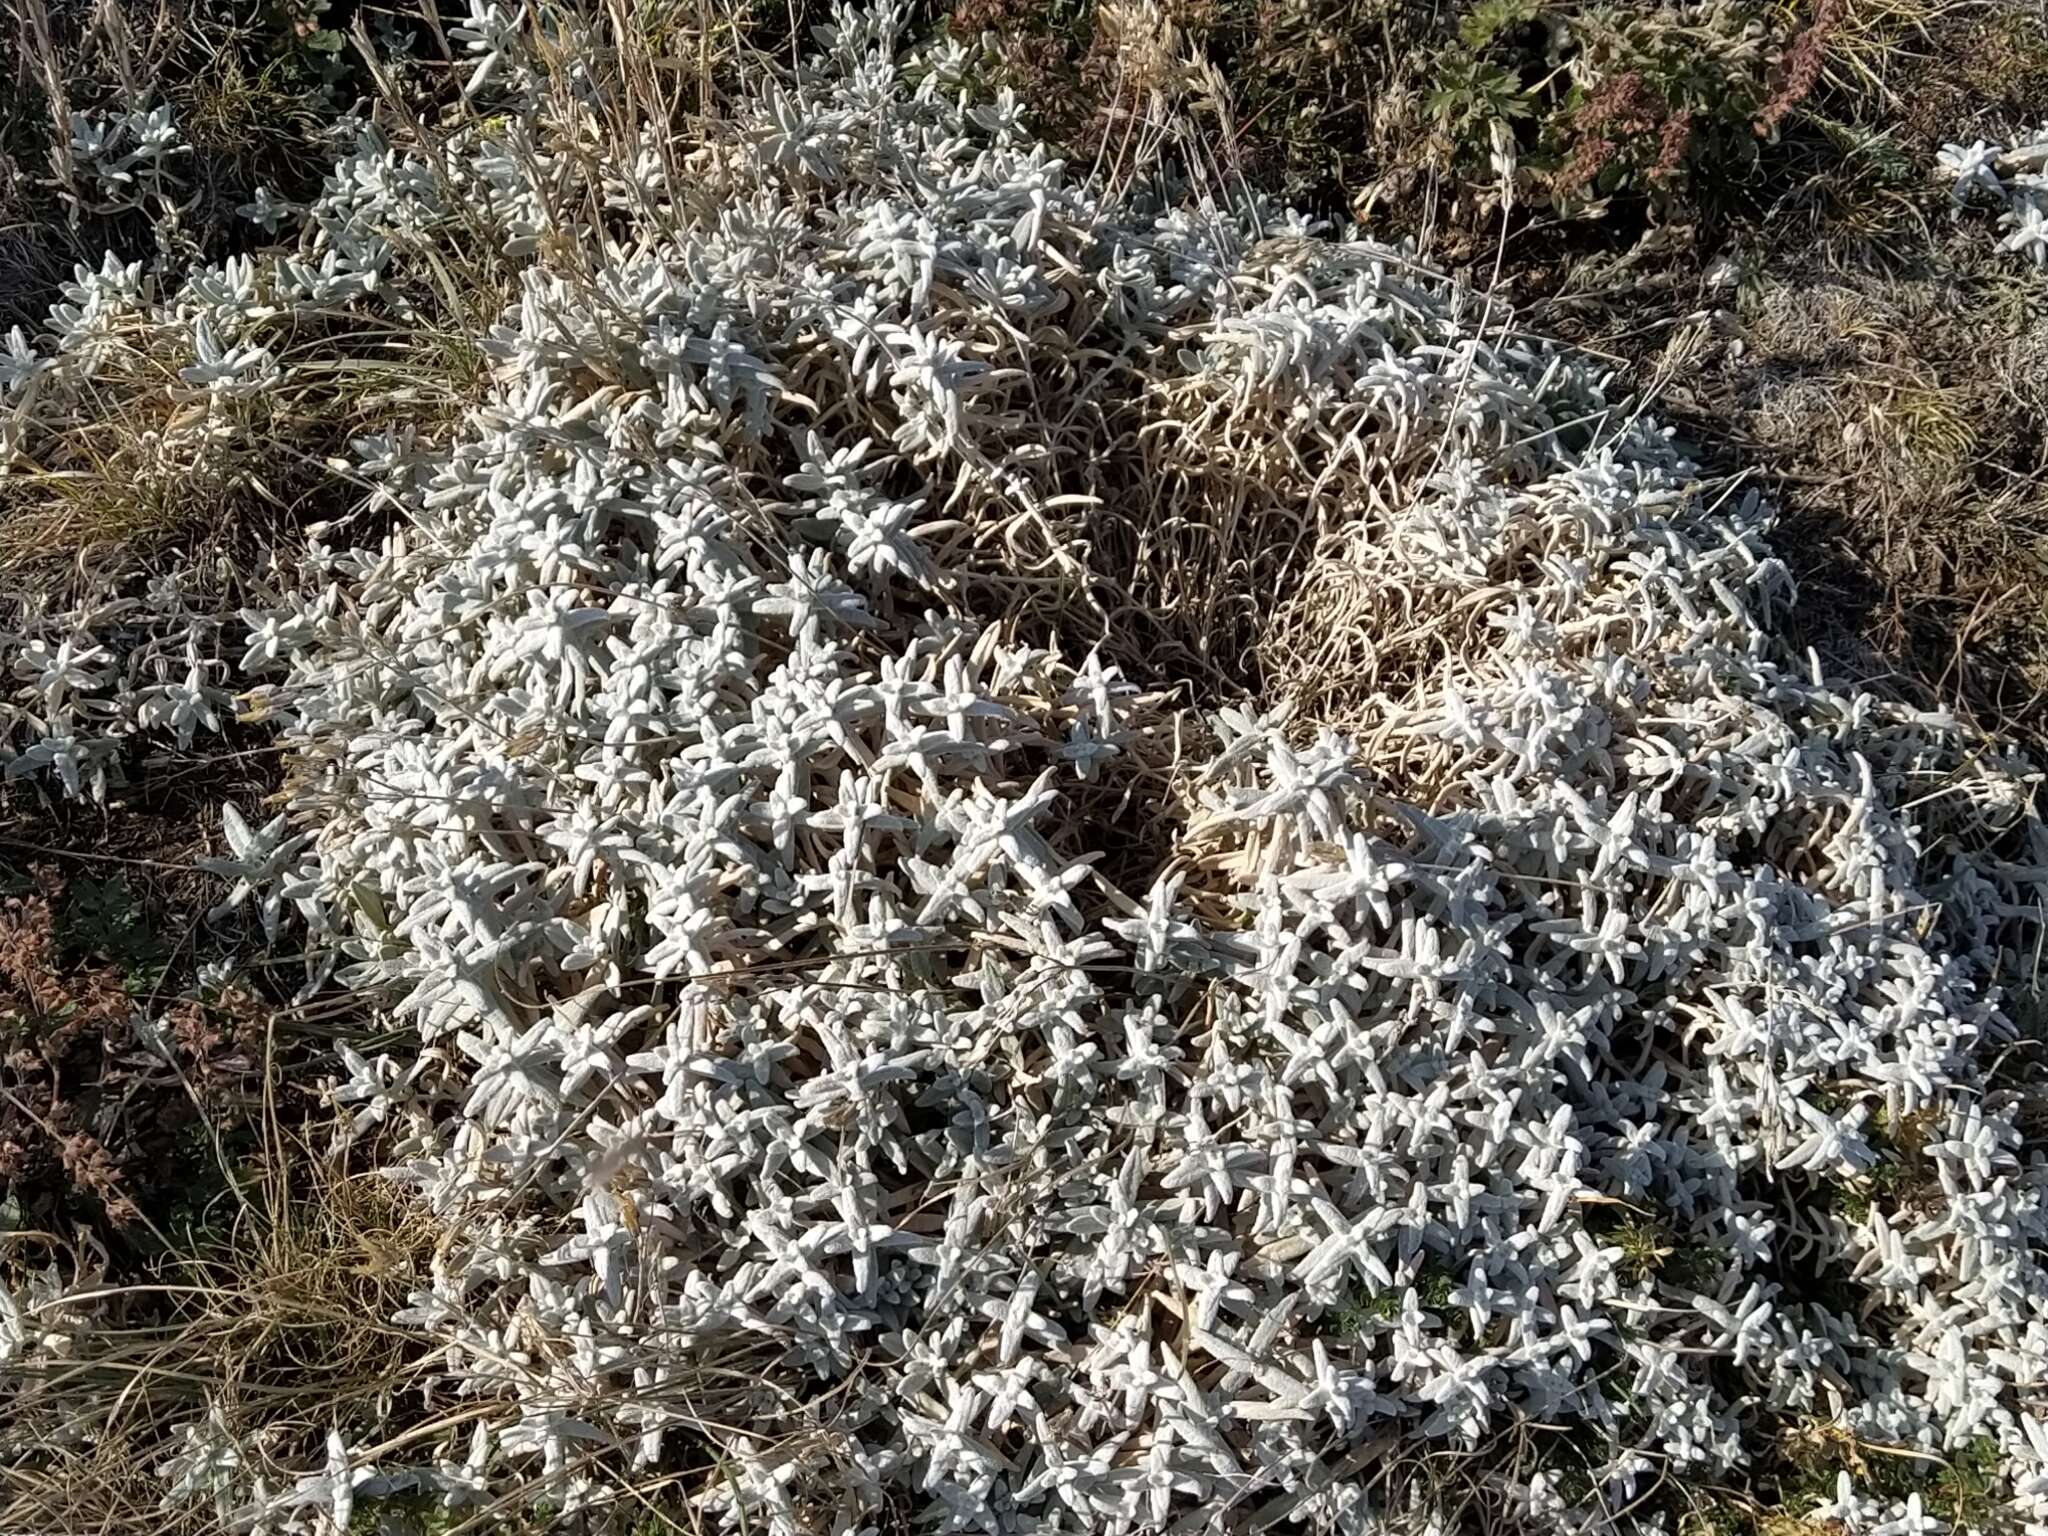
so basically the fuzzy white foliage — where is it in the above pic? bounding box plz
[2,576,236,801]
[1939,126,2048,264]
[65,103,188,216]
[3,7,2047,1535]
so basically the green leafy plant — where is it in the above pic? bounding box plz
[1426,1,1843,213]
[1458,0,1543,51]
[1426,52,1534,141]
[1322,1260,1462,1336]
[62,872,165,978]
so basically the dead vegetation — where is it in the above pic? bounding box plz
[0,851,269,1239]
[0,1123,447,1536]
[0,0,497,576]
[940,0,2048,749]
[1707,260,2048,732]
[1,0,358,330]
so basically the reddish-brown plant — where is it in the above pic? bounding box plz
[0,866,257,1232]
[1755,0,1840,136]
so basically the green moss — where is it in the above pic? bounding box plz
[1595,1211,1669,1283]
[1930,1436,2005,1527]
[1763,1424,2009,1529]
[346,1492,458,1536]
[1589,1208,1725,1292]
[1772,1448,1857,1515]
[347,1490,579,1536]
[625,1494,698,1536]
[1677,1497,1755,1536]
[1832,1183,1873,1223]
[1321,1284,1399,1336]
[1869,1103,1940,1163]
[1824,1106,1944,1223]
[1661,1242,1728,1293]
[1320,1260,1462,1337]
[1828,1154,1916,1224]
[1417,1262,1458,1312]
[1532,1419,1612,1507]
[60,872,165,973]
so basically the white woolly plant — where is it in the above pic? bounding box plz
[65,104,189,219]
[1939,127,2048,265]
[0,6,2045,1536]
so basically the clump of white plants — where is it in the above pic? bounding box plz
[4,6,2047,1534]
[1940,125,2048,264]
